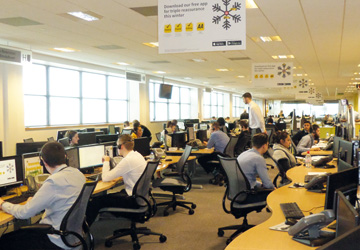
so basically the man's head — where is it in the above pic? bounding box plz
[171,119,178,125]
[211,122,220,132]
[40,142,67,168]
[303,120,311,132]
[312,124,320,141]
[132,120,140,127]
[348,104,353,110]
[239,120,249,131]
[252,133,269,154]
[242,92,252,104]
[117,134,134,156]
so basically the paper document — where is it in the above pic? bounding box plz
[269,222,291,232]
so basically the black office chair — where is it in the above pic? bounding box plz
[234,133,251,157]
[98,161,166,249]
[19,181,98,250]
[217,156,271,245]
[23,138,34,143]
[47,137,55,142]
[152,145,196,216]
[272,158,292,188]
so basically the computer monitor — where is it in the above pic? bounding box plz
[188,127,195,141]
[0,155,24,196]
[197,130,207,141]
[22,152,43,177]
[336,190,360,237]
[65,147,79,169]
[177,121,185,130]
[100,142,117,158]
[77,132,104,146]
[108,125,116,134]
[115,126,120,134]
[338,159,354,172]
[317,224,360,250]
[16,141,47,156]
[324,167,358,211]
[333,136,341,158]
[0,141,2,158]
[122,129,133,135]
[100,128,108,134]
[171,132,187,148]
[56,130,68,140]
[200,123,208,130]
[228,123,236,131]
[338,139,353,165]
[78,144,104,172]
[134,137,151,157]
[96,134,119,143]
[86,128,95,132]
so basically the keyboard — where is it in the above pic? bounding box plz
[304,175,317,183]
[5,193,33,204]
[280,202,305,219]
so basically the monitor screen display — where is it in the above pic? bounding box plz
[188,127,195,141]
[0,156,23,188]
[159,84,173,99]
[78,145,104,169]
[65,147,79,169]
[22,152,43,177]
[338,139,353,165]
[336,190,360,237]
[200,123,208,130]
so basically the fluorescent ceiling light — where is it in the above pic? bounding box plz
[237,75,245,78]
[191,58,206,62]
[153,71,166,74]
[293,67,297,69]
[260,36,272,42]
[203,82,209,84]
[358,64,360,67]
[143,42,159,48]
[278,55,287,59]
[52,47,78,52]
[296,74,302,76]
[272,56,278,59]
[183,77,192,80]
[67,11,100,21]
[115,62,130,66]
[272,55,295,59]
[216,69,229,72]
[246,0,258,8]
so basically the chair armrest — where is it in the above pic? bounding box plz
[20,224,56,233]
[162,172,180,177]
[222,186,231,214]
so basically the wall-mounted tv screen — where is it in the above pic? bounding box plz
[159,84,173,99]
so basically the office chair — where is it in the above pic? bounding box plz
[19,181,98,250]
[152,145,196,216]
[23,138,34,143]
[155,132,162,142]
[217,156,271,245]
[98,161,166,249]
[234,133,251,157]
[58,137,70,147]
[47,137,55,142]
[271,158,292,188]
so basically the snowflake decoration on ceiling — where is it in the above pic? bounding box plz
[298,79,308,88]
[277,63,291,78]
[309,87,316,95]
[212,0,241,30]
[316,92,322,99]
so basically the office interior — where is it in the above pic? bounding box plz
[2,0,360,249]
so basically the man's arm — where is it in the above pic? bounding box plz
[253,105,266,132]
[206,133,216,149]
[296,136,311,153]
[256,158,275,189]
[102,156,129,182]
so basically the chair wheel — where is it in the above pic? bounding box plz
[189,209,195,215]
[159,235,167,243]
[163,211,169,216]
[226,238,232,245]
[133,242,141,250]
[105,240,113,248]
[218,229,224,237]
[191,204,196,209]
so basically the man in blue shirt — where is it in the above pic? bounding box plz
[198,122,230,184]
[237,133,275,189]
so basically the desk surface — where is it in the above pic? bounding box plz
[225,165,337,250]
[166,148,214,155]
[301,150,333,156]
[0,155,193,225]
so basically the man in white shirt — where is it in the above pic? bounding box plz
[86,134,146,226]
[243,92,266,136]
[340,104,360,122]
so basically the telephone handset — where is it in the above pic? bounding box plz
[153,148,166,159]
[25,175,37,194]
[304,174,330,193]
[322,142,333,151]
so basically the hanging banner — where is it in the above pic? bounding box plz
[252,62,293,88]
[158,0,246,53]
[0,45,32,65]
[294,79,310,99]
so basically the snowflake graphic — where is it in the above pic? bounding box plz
[212,0,241,30]
[298,79,308,88]
[6,164,14,174]
[277,63,291,78]
[316,92,322,99]
[309,87,316,95]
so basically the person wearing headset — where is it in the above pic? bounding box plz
[0,141,85,250]
[86,134,147,226]
[64,130,79,146]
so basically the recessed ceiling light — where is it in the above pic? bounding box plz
[293,67,297,69]
[51,47,79,52]
[191,58,207,63]
[183,77,192,80]
[115,62,130,66]
[272,55,294,59]
[278,55,287,59]
[304,74,308,76]
[246,0,258,9]
[260,36,272,42]
[296,74,303,76]
[143,42,159,48]
[216,69,229,72]
[237,75,245,78]
[358,64,360,67]
[272,56,278,59]
[67,11,101,21]
[153,71,166,74]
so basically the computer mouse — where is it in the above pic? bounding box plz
[324,164,335,169]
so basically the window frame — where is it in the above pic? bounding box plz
[202,91,225,119]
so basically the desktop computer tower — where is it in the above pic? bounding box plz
[352,139,359,167]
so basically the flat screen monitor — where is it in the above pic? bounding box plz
[22,152,43,177]
[338,159,354,172]
[56,130,68,140]
[100,128,108,134]
[0,141,2,158]
[16,141,47,156]
[78,144,104,170]
[200,123,208,130]
[0,155,24,191]
[188,127,195,141]
[197,130,207,141]
[228,123,236,131]
[115,127,120,134]
[171,132,186,149]
[77,132,104,146]
[86,128,95,132]
[96,134,119,144]
[122,129,133,135]
[108,125,116,135]
[324,167,358,212]
[100,142,117,158]
[178,122,185,130]
[159,83,173,99]
[338,139,353,165]
[65,147,79,169]
[134,137,151,157]
[336,190,360,237]
[333,136,341,158]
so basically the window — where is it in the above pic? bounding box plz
[233,95,245,118]
[149,80,192,121]
[23,64,129,127]
[203,91,225,119]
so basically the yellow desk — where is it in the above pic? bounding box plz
[166,148,214,155]
[301,150,333,156]
[225,165,337,250]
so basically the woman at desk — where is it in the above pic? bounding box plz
[131,124,143,139]
[65,130,79,146]
[273,131,296,168]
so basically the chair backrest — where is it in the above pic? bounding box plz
[58,137,70,147]
[24,138,34,143]
[224,136,239,157]
[219,156,250,203]
[47,137,55,142]
[155,132,161,142]
[133,137,151,156]
[175,144,192,173]
[60,181,97,248]
[132,160,159,206]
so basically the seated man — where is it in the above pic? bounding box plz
[296,124,321,154]
[292,120,311,146]
[234,120,251,157]
[237,133,275,190]
[0,142,86,250]
[133,120,152,139]
[86,134,146,226]
[198,122,230,183]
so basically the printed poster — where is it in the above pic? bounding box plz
[252,62,293,88]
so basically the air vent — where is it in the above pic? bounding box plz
[130,6,158,16]
[208,76,220,79]
[94,45,125,50]
[228,57,251,61]
[149,60,170,64]
[205,88,212,92]
[0,17,42,26]
[126,72,145,82]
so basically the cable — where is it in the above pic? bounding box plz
[301,205,324,213]
[0,222,9,237]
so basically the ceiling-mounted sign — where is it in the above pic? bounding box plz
[252,62,293,88]
[0,45,32,65]
[158,0,246,54]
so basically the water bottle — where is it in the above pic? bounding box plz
[305,151,312,168]
[150,151,155,160]
[326,132,329,139]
